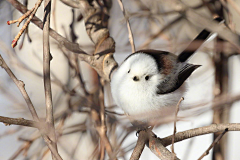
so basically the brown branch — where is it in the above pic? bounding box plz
[148,131,180,160]
[130,130,148,160]
[117,0,136,53]
[0,116,39,128]
[198,128,228,160]
[162,123,240,147]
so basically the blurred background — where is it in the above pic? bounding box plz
[0,0,240,159]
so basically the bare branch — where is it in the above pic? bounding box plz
[0,116,39,128]
[162,123,240,147]
[148,131,180,160]
[0,54,39,121]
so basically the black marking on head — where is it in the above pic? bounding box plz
[128,69,130,73]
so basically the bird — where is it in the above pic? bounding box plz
[110,18,223,125]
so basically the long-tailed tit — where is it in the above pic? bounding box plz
[110,18,223,124]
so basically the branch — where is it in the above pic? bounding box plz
[130,130,148,160]
[162,123,240,147]
[147,131,180,160]
[43,0,59,158]
[0,116,39,128]
[0,54,39,121]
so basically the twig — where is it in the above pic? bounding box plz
[117,0,136,53]
[7,0,87,54]
[0,116,39,128]
[171,97,184,155]
[0,54,62,160]
[8,0,44,48]
[0,54,39,121]
[198,128,228,160]
[9,141,32,160]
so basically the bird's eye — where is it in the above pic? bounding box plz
[145,76,150,81]
[128,69,130,73]
[133,76,139,81]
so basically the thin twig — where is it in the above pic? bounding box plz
[198,128,228,160]
[171,97,184,155]
[0,54,39,121]
[7,0,87,54]
[117,0,136,53]
[8,0,44,48]
[0,116,39,128]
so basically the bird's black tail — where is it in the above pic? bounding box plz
[177,17,224,62]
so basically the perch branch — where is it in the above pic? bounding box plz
[130,130,148,160]
[162,123,240,147]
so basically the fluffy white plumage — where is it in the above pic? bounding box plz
[111,52,186,122]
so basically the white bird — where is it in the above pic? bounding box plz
[110,18,222,124]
